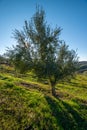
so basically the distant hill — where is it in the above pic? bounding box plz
[78,61,87,73]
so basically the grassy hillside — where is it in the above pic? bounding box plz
[0,64,87,130]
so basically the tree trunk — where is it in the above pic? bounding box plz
[51,85,56,96]
[49,77,56,96]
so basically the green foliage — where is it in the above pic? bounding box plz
[6,6,78,95]
[6,44,32,74]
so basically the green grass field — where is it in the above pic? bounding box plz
[0,64,87,130]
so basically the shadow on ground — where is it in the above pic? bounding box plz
[45,95,87,130]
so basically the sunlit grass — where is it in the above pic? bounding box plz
[0,64,87,129]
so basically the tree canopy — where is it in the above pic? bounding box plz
[6,6,78,96]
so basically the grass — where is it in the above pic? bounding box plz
[0,64,87,130]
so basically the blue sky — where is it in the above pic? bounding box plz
[0,0,87,61]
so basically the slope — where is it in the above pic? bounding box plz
[0,64,87,130]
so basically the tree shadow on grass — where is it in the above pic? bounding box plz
[61,100,87,130]
[45,95,87,130]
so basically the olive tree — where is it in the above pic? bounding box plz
[7,7,78,96]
